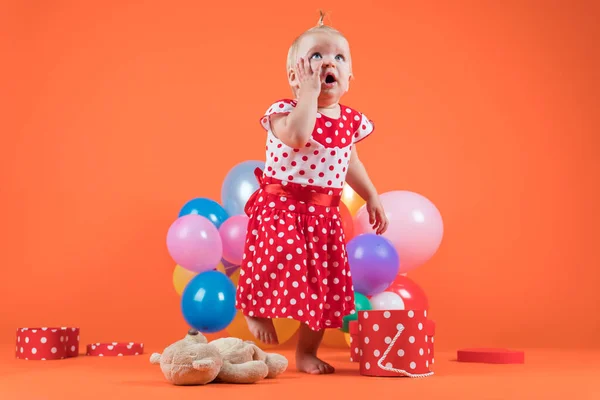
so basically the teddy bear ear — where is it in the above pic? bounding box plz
[149,353,162,364]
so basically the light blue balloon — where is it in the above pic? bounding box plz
[221,160,264,216]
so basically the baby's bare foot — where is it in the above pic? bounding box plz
[295,352,335,374]
[245,316,279,345]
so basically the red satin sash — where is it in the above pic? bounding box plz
[244,168,341,216]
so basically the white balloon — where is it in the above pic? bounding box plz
[370,291,405,310]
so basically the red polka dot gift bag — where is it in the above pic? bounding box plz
[357,310,434,378]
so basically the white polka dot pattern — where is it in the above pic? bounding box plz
[15,327,79,360]
[86,342,144,356]
[236,180,355,331]
[357,310,433,377]
[260,99,375,189]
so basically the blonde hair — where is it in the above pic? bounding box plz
[286,10,348,72]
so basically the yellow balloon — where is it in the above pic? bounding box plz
[173,262,228,296]
[229,268,241,286]
[344,332,352,347]
[341,184,366,216]
[225,269,300,348]
[172,265,197,295]
[215,262,226,274]
[225,311,300,349]
[322,328,350,348]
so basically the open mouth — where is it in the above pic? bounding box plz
[324,74,336,84]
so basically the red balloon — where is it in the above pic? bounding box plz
[384,275,429,310]
[339,201,355,241]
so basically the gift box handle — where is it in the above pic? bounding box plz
[377,323,434,378]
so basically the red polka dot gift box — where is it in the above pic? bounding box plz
[16,327,80,360]
[426,319,435,365]
[357,310,434,378]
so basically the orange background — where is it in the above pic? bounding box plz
[1,0,599,353]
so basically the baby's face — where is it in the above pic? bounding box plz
[293,31,352,104]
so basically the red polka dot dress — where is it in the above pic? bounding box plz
[235,99,375,331]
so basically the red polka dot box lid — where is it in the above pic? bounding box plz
[357,310,434,378]
[86,342,144,357]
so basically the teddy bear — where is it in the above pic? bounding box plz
[149,328,288,385]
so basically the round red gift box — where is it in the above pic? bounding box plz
[358,310,434,378]
[349,320,360,362]
[86,342,144,356]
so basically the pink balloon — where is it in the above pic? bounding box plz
[166,214,222,273]
[355,190,443,273]
[218,214,249,265]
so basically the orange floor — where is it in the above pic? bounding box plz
[1,346,599,399]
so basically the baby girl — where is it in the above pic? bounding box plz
[236,13,388,374]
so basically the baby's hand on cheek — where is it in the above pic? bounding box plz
[296,57,323,97]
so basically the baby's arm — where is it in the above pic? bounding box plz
[346,148,389,234]
[270,90,318,148]
[270,58,323,148]
[346,148,378,202]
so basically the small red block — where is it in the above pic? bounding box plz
[457,348,525,364]
[86,342,144,357]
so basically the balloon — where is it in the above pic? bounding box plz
[225,269,299,348]
[322,328,350,348]
[175,263,227,297]
[369,291,406,310]
[344,332,352,347]
[221,160,265,216]
[178,197,229,228]
[220,258,239,276]
[384,275,429,310]
[355,190,443,273]
[181,270,237,333]
[341,292,372,333]
[219,214,249,265]
[215,262,226,274]
[339,201,355,241]
[172,265,197,296]
[341,184,365,216]
[346,234,400,296]
[226,311,300,349]
[166,214,223,273]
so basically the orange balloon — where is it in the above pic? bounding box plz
[224,269,300,348]
[172,265,197,296]
[339,201,355,241]
[229,268,241,286]
[322,328,350,348]
[341,184,366,216]
[215,262,226,274]
[173,262,227,296]
[344,332,352,347]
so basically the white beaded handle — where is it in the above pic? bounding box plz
[377,323,434,378]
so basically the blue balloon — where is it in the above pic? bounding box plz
[178,197,229,228]
[347,233,400,296]
[221,160,265,216]
[181,270,237,333]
